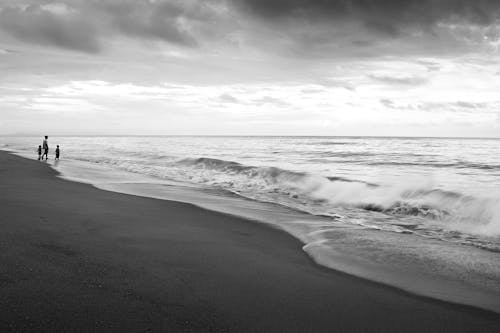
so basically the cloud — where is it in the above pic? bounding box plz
[317,78,356,91]
[219,93,240,103]
[1,0,499,57]
[97,0,205,47]
[0,0,227,52]
[455,101,488,109]
[0,3,99,53]
[232,0,500,57]
[379,99,497,112]
[369,73,428,85]
[251,96,290,107]
[416,60,442,72]
[234,0,500,29]
[0,48,10,54]
[380,99,395,108]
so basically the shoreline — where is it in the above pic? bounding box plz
[1,150,500,331]
[21,149,500,314]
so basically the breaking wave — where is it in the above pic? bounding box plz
[174,157,500,239]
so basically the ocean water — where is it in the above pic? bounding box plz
[3,136,500,311]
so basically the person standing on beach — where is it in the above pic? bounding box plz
[42,136,49,160]
[55,145,60,160]
[37,145,42,160]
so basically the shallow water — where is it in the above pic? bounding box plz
[3,136,500,312]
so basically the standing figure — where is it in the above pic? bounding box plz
[37,145,42,160]
[55,145,60,160]
[42,136,49,160]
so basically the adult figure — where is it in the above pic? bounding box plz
[42,136,49,160]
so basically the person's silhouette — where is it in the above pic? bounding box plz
[37,145,42,160]
[55,145,60,160]
[42,136,49,160]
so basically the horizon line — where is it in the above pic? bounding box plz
[1,134,500,140]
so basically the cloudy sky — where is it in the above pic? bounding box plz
[1,0,500,137]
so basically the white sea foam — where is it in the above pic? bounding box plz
[166,157,500,243]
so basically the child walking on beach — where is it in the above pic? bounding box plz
[55,145,60,160]
[37,145,42,160]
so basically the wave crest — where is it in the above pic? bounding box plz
[174,157,500,238]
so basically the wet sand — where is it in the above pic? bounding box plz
[1,151,499,332]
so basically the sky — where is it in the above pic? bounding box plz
[1,0,500,137]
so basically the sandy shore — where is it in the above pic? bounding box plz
[1,151,499,332]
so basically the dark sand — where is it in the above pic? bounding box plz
[1,151,499,332]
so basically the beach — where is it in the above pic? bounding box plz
[1,150,500,332]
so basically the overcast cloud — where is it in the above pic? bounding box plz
[1,0,500,136]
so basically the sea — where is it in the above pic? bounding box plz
[2,136,500,312]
